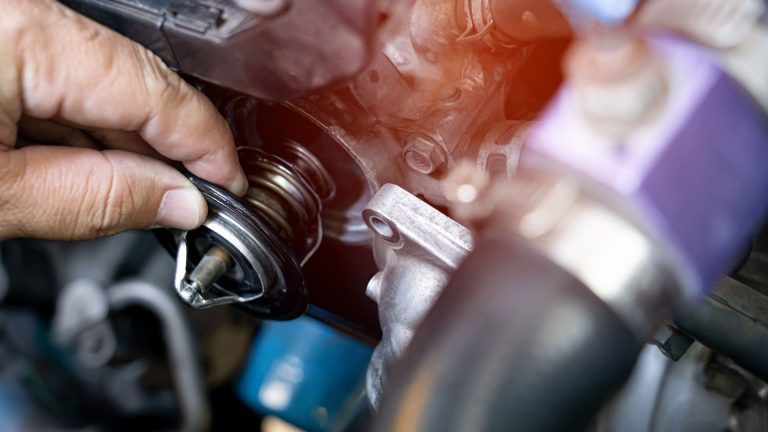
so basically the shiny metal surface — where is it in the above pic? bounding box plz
[362,184,472,408]
[187,246,234,295]
[175,230,264,309]
[165,174,307,319]
[172,142,328,313]
[241,145,325,265]
[454,169,685,338]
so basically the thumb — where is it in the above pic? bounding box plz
[0,146,207,240]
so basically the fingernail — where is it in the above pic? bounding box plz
[230,168,249,196]
[155,187,206,230]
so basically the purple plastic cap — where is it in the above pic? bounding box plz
[528,35,768,296]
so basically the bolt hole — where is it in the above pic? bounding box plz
[363,209,400,243]
[404,150,435,174]
[369,215,395,238]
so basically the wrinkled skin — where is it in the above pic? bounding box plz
[0,0,247,240]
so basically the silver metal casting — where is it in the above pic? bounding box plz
[362,184,472,408]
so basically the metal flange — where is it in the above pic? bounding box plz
[157,176,307,320]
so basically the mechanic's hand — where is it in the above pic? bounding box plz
[0,0,248,240]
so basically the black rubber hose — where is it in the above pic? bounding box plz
[371,232,643,432]
[675,277,768,383]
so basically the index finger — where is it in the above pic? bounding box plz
[2,0,247,195]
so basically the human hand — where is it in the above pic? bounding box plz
[0,0,248,240]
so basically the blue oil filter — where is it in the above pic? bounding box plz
[237,317,373,431]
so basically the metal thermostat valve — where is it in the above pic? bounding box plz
[238,143,329,265]
[158,141,334,319]
[157,175,307,320]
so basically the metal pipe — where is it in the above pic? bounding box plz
[108,281,210,432]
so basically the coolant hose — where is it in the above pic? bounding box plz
[372,232,643,432]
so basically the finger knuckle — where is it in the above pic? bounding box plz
[0,151,32,238]
[80,155,134,236]
[10,3,71,120]
[0,151,27,207]
[0,1,31,142]
[136,47,187,107]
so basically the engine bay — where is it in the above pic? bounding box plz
[3,0,768,431]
